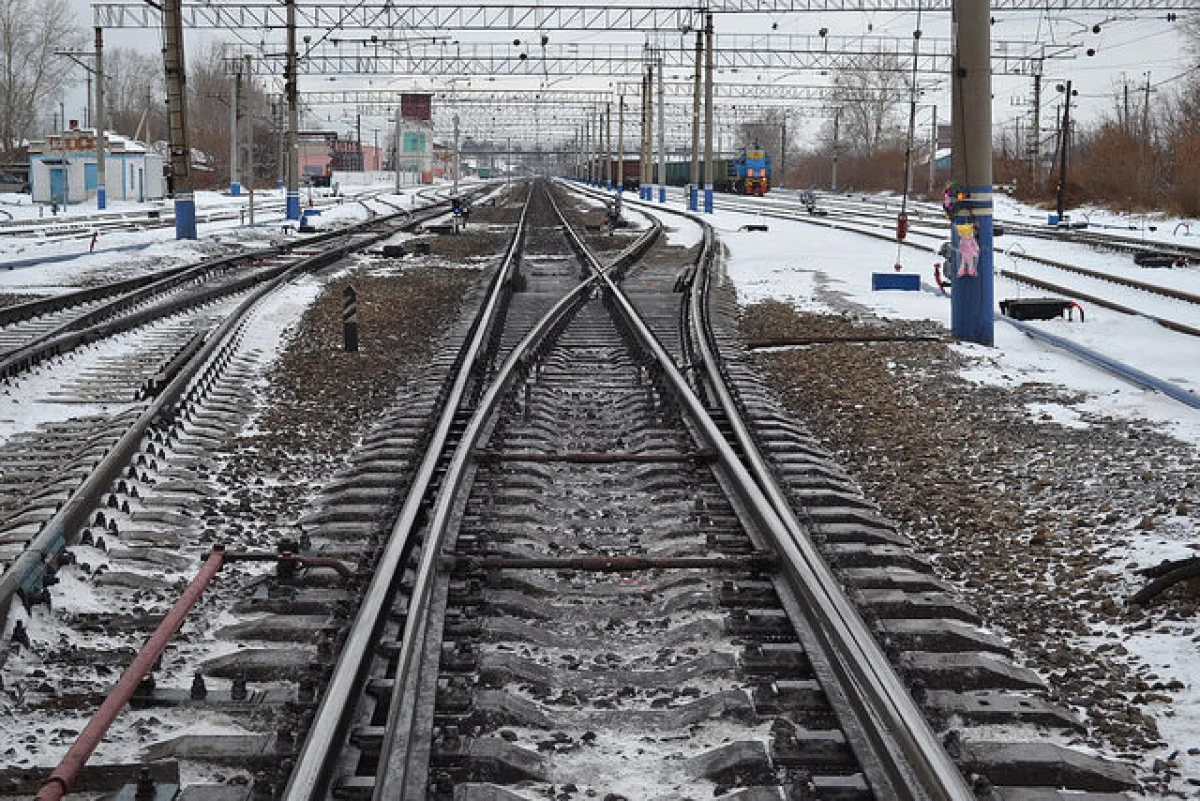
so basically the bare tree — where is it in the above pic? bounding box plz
[828,49,909,158]
[105,48,166,142]
[0,0,86,158]
[187,43,233,180]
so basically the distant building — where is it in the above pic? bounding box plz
[28,121,165,205]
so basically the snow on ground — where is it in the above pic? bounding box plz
[2,180,1199,790]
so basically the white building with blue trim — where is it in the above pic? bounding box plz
[28,124,165,205]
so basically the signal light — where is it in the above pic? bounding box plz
[896,212,909,241]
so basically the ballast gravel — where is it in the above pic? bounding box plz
[741,298,1200,797]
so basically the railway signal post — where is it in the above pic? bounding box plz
[949,0,994,346]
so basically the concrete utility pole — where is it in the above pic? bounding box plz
[949,0,994,346]
[703,12,714,213]
[689,26,701,211]
[617,95,625,192]
[657,53,665,203]
[162,0,195,238]
[229,62,241,196]
[94,28,107,211]
[284,0,300,220]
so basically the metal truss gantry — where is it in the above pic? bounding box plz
[223,35,1070,80]
[93,0,1200,31]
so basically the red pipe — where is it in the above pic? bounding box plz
[35,546,227,801]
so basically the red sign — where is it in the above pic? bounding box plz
[401,93,432,121]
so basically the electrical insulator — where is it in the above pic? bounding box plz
[896,212,909,241]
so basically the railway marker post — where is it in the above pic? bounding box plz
[343,285,359,353]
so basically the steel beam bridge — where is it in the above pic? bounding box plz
[93,0,1200,31]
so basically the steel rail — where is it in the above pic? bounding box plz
[0,205,446,624]
[371,183,662,799]
[279,187,537,801]
[685,224,971,800]
[568,181,973,799]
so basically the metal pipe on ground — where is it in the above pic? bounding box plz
[34,546,228,801]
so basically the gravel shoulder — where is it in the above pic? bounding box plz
[741,296,1200,796]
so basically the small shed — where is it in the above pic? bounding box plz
[28,124,165,205]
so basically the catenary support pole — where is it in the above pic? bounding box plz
[162,0,195,238]
[928,104,937,194]
[703,12,714,213]
[657,52,666,203]
[617,95,625,193]
[646,61,654,201]
[394,103,402,192]
[831,107,839,193]
[94,28,107,211]
[1056,79,1072,222]
[229,63,240,197]
[244,55,255,224]
[689,27,701,211]
[605,101,612,190]
[285,0,300,221]
[950,0,994,346]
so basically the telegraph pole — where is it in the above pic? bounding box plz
[162,0,194,238]
[689,26,701,211]
[94,28,107,211]
[949,0,994,346]
[703,12,714,213]
[284,0,300,221]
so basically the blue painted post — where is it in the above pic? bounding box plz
[689,186,698,212]
[175,191,197,239]
[949,0,994,346]
[286,190,301,221]
[704,185,713,214]
[659,186,665,204]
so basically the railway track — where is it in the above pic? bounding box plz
[0,180,1140,801]
[700,189,1200,341]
